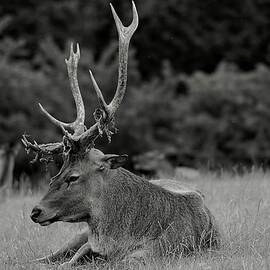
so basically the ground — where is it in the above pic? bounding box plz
[1,170,270,270]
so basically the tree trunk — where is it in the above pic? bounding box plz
[0,142,21,194]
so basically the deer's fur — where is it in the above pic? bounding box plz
[93,167,219,258]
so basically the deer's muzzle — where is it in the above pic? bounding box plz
[30,205,58,226]
[30,206,42,222]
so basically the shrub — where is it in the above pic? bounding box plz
[122,62,270,169]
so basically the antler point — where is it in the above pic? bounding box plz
[21,138,27,147]
[76,43,80,57]
[110,3,119,22]
[38,103,45,113]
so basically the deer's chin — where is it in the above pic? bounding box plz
[38,215,59,226]
[39,220,53,226]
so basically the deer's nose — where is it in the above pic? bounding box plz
[30,206,42,222]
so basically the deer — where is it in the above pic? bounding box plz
[22,2,220,268]
[133,150,200,180]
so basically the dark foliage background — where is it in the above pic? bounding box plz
[1,0,270,178]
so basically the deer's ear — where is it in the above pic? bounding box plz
[102,154,128,169]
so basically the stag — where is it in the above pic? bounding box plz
[22,2,220,268]
[133,150,200,180]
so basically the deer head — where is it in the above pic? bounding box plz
[22,2,138,226]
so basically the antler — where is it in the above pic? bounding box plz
[80,1,138,145]
[22,2,138,160]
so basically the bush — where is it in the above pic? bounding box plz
[180,63,270,168]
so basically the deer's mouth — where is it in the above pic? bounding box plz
[38,215,59,226]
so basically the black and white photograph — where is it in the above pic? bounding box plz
[1,1,270,269]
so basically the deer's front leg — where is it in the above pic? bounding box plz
[58,242,93,269]
[34,228,89,264]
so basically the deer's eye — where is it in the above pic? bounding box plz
[66,175,80,186]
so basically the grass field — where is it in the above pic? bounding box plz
[1,171,270,270]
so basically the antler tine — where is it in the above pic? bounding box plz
[65,43,85,132]
[39,43,85,136]
[21,134,63,162]
[108,1,138,115]
[89,69,108,113]
[38,103,69,129]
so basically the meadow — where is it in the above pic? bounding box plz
[1,171,270,270]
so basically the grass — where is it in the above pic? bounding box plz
[1,170,270,269]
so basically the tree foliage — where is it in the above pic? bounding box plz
[121,62,270,169]
[1,0,270,77]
